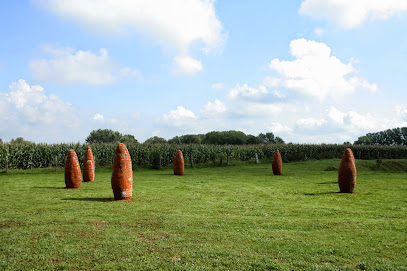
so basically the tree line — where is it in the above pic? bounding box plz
[85,129,285,145]
[354,127,407,146]
[3,127,407,146]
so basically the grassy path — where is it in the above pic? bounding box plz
[1,159,406,270]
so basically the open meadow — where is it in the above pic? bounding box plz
[1,159,406,270]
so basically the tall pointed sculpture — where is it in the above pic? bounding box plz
[65,149,82,189]
[174,149,184,176]
[111,143,133,200]
[272,149,282,175]
[338,148,357,193]
[83,146,95,182]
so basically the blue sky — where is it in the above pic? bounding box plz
[1,0,407,143]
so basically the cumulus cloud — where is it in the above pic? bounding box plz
[0,79,84,142]
[296,117,326,129]
[30,46,140,85]
[33,0,225,75]
[200,99,227,117]
[172,55,203,75]
[264,39,378,101]
[161,106,198,127]
[299,0,407,29]
[93,113,104,121]
[228,84,268,100]
[266,122,293,134]
[211,83,224,90]
[327,106,346,124]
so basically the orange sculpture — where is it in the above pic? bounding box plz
[338,148,357,193]
[83,146,95,182]
[173,149,184,176]
[111,143,133,200]
[65,149,82,189]
[272,149,282,175]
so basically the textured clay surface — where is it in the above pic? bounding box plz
[111,143,133,200]
[338,148,357,193]
[83,146,95,182]
[272,149,283,175]
[65,149,82,189]
[174,149,184,176]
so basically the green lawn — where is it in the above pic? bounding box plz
[1,159,406,270]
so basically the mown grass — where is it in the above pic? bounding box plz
[0,159,406,270]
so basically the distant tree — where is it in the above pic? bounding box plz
[180,134,201,144]
[274,136,285,144]
[120,134,139,144]
[144,136,167,144]
[168,136,181,144]
[0,138,2,144]
[258,132,274,144]
[168,134,201,144]
[86,129,122,144]
[246,134,263,144]
[10,137,32,144]
[202,130,247,145]
[354,135,374,145]
[354,127,407,145]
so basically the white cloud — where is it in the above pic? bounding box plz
[327,106,346,124]
[266,122,293,134]
[272,90,286,98]
[211,83,224,90]
[325,106,407,136]
[300,0,407,29]
[264,39,378,101]
[296,117,326,128]
[228,84,268,100]
[33,0,225,74]
[30,46,140,85]
[313,28,325,36]
[201,99,227,117]
[93,113,104,121]
[161,106,198,127]
[172,55,203,75]
[0,79,83,142]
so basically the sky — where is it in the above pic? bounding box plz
[1,0,407,144]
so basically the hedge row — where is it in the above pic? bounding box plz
[1,143,407,170]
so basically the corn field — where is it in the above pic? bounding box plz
[1,143,407,170]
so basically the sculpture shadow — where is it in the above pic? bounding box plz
[304,191,339,196]
[61,197,113,202]
[32,186,66,190]
[317,181,338,185]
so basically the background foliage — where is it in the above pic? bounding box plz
[354,127,407,145]
[1,142,407,170]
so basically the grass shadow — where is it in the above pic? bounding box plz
[61,197,113,202]
[317,181,337,185]
[304,191,339,196]
[32,186,66,189]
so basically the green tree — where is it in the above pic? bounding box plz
[0,138,2,144]
[86,129,122,144]
[180,134,201,144]
[274,136,285,144]
[144,136,167,144]
[354,127,407,145]
[246,134,263,144]
[168,136,181,144]
[10,137,32,144]
[258,132,274,143]
[120,134,139,144]
[202,131,247,145]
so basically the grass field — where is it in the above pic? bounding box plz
[1,159,407,270]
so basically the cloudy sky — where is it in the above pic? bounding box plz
[1,0,407,143]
